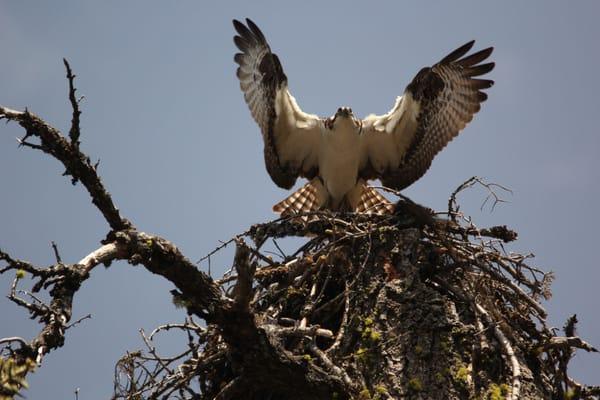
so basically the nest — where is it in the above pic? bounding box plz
[113,182,598,400]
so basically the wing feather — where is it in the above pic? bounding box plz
[360,41,494,190]
[233,18,321,189]
[438,40,475,63]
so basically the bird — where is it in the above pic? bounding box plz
[233,18,494,216]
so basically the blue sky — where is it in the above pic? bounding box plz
[1,2,599,398]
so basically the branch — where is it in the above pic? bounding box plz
[114,230,227,321]
[2,78,227,321]
[63,59,82,147]
[0,250,41,275]
[539,336,598,353]
[78,243,122,271]
[475,302,521,400]
[0,337,28,347]
[448,176,512,221]
[0,105,131,231]
[263,324,334,340]
[1,231,226,366]
[307,340,353,387]
[1,244,113,366]
[231,239,254,311]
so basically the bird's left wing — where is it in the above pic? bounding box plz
[360,41,494,190]
[234,18,322,190]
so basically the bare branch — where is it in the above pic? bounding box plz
[540,336,598,353]
[0,250,41,275]
[231,239,254,311]
[63,58,82,147]
[448,176,512,221]
[77,243,122,272]
[263,323,334,340]
[0,105,131,231]
[66,314,92,330]
[50,241,62,264]
[149,322,205,341]
[0,337,29,347]
[475,302,521,400]
[307,340,353,388]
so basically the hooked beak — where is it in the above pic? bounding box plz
[336,107,353,118]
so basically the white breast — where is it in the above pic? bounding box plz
[318,118,361,204]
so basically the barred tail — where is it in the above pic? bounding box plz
[354,185,394,215]
[273,179,327,216]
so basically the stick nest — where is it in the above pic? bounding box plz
[112,186,598,400]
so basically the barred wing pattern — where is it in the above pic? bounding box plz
[233,19,322,189]
[361,41,494,190]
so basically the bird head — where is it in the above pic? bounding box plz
[325,107,361,132]
[335,107,353,118]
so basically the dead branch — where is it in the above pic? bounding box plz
[475,302,521,400]
[447,176,512,221]
[540,336,598,353]
[63,58,82,148]
[0,105,130,231]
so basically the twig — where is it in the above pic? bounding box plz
[327,281,349,355]
[271,238,287,260]
[63,58,82,147]
[448,176,512,221]
[0,337,29,347]
[149,323,205,341]
[66,314,92,329]
[16,137,44,150]
[214,377,241,400]
[307,340,353,387]
[139,329,172,374]
[51,241,62,264]
[197,237,238,264]
[0,250,43,275]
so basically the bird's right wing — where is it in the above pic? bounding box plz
[233,18,322,189]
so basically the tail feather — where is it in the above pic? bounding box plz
[354,185,394,215]
[274,179,393,216]
[273,180,326,216]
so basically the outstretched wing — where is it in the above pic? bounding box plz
[360,41,494,190]
[233,18,322,189]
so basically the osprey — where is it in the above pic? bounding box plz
[233,18,494,215]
